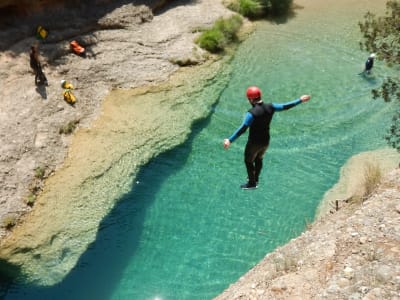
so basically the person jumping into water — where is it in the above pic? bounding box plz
[223,86,311,189]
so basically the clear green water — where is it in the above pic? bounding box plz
[4,1,395,299]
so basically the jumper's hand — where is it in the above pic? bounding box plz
[223,139,231,149]
[300,95,311,102]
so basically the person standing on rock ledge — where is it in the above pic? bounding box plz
[29,45,48,86]
[223,86,311,190]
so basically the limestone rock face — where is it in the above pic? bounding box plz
[215,168,400,300]
[0,0,233,286]
[0,0,172,24]
[0,0,98,16]
[0,0,172,13]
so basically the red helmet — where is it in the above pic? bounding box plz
[246,86,261,100]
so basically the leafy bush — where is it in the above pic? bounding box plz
[359,0,400,152]
[215,15,243,41]
[34,166,46,180]
[227,0,293,18]
[227,0,264,19]
[197,28,226,53]
[240,0,264,19]
[26,193,36,207]
[196,15,243,53]
[2,215,17,230]
[385,107,400,152]
[59,119,80,135]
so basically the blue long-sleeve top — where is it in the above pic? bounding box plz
[228,98,302,143]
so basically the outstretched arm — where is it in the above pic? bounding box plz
[223,112,254,149]
[272,95,311,111]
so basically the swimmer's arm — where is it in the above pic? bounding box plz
[228,112,253,142]
[272,95,311,111]
[272,99,301,111]
[223,112,254,149]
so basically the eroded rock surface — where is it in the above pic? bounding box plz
[215,166,400,300]
[0,0,233,284]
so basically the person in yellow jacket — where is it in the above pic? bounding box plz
[61,80,76,105]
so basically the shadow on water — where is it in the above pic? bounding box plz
[266,10,297,25]
[2,100,220,300]
[359,72,379,86]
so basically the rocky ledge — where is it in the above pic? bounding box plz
[216,158,400,299]
[0,0,232,240]
[0,0,234,284]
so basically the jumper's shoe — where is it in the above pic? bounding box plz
[246,178,259,186]
[240,182,258,190]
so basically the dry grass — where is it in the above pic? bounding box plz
[362,162,382,198]
[347,162,382,206]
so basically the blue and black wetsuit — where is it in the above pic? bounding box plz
[228,98,302,186]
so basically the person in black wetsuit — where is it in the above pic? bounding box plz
[363,53,375,74]
[30,45,48,86]
[223,86,311,189]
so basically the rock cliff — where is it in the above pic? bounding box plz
[216,157,400,299]
[0,0,234,285]
[0,0,168,16]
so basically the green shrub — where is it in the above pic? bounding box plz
[227,0,293,19]
[59,119,79,135]
[26,193,36,207]
[215,15,243,41]
[2,215,17,230]
[197,28,226,53]
[34,166,46,180]
[239,0,265,19]
[196,15,243,53]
